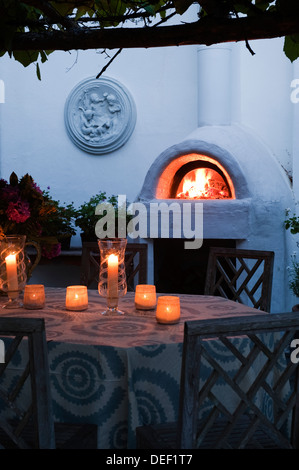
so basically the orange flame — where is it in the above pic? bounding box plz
[176,168,230,199]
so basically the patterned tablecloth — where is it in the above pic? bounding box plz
[0,288,285,449]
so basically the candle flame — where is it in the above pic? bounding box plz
[5,253,16,261]
[108,254,118,263]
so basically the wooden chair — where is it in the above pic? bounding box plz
[136,312,299,449]
[204,247,275,312]
[0,317,97,449]
[80,241,148,290]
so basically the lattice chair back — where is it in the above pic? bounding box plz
[177,313,299,448]
[204,247,274,312]
[136,312,299,449]
[0,317,55,449]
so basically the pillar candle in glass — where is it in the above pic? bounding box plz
[98,238,127,315]
[135,284,157,310]
[5,254,18,293]
[23,284,45,309]
[156,296,180,324]
[0,235,27,308]
[65,285,88,311]
[107,254,119,301]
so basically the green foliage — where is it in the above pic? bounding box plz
[288,254,299,298]
[0,172,76,258]
[1,0,299,75]
[284,210,299,234]
[74,192,132,239]
[74,192,108,238]
[11,49,53,79]
[172,0,194,15]
[284,35,299,63]
[285,210,299,297]
[42,190,77,237]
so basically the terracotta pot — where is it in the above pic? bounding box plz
[292,304,299,312]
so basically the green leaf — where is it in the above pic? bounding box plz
[40,50,48,63]
[284,35,299,63]
[50,2,74,16]
[172,0,194,15]
[75,7,94,19]
[36,62,41,81]
[255,0,270,9]
[12,50,39,67]
[233,3,250,15]
[143,4,156,15]
[9,172,18,186]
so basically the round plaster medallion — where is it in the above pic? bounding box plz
[64,76,136,154]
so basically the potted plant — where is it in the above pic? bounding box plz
[285,210,299,310]
[0,172,76,260]
[42,189,76,250]
[74,192,132,242]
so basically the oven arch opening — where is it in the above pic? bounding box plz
[155,153,235,200]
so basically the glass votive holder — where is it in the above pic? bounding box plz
[23,284,45,310]
[65,285,88,311]
[135,284,157,310]
[156,296,180,324]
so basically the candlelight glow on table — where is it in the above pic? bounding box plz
[23,284,45,309]
[156,296,180,324]
[65,285,88,311]
[98,238,127,315]
[135,284,157,310]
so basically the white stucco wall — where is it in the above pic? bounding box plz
[0,36,295,200]
[235,37,293,177]
[1,37,295,198]
[0,24,298,290]
[0,44,198,205]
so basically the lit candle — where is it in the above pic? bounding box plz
[5,253,18,293]
[24,284,45,309]
[108,254,118,300]
[156,296,180,324]
[135,284,157,310]
[65,285,88,311]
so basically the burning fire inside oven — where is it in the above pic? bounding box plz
[155,154,235,200]
[176,167,231,199]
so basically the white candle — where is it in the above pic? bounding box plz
[156,296,180,324]
[65,285,88,311]
[135,285,157,310]
[24,284,45,309]
[5,253,18,292]
[108,254,118,300]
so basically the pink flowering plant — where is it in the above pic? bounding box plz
[0,172,76,259]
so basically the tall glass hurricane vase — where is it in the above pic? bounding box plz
[98,238,127,315]
[0,235,27,308]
